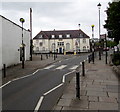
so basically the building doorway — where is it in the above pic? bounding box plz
[59,47,62,54]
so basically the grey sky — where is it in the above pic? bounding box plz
[0,0,112,38]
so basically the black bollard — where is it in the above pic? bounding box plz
[3,64,6,78]
[46,54,48,59]
[99,51,101,60]
[82,61,85,76]
[76,72,80,99]
[88,55,90,63]
[92,52,94,64]
[41,54,43,60]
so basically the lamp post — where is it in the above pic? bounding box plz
[20,18,25,69]
[97,3,101,60]
[91,25,95,64]
[54,29,56,60]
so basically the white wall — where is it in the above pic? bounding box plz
[0,16,30,69]
[0,16,2,69]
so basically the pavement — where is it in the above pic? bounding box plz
[53,53,120,111]
[1,54,75,85]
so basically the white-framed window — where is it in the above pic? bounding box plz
[39,35,43,38]
[40,42,43,46]
[66,43,70,51]
[79,34,83,37]
[36,40,39,44]
[66,34,70,38]
[59,35,62,38]
[52,43,56,51]
[83,46,86,51]
[83,38,86,43]
[51,35,55,38]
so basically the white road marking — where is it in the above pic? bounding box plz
[62,70,75,83]
[44,65,55,69]
[0,81,11,88]
[56,65,67,70]
[0,69,40,88]
[34,96,44,112]
[33,69,39,74]
[69,65,79,70]
[43,83,63,96]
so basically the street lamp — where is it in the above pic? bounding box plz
[53,29,56,60]
[91,25,95,64]
[20,18,25,69]
[97,3,101,60]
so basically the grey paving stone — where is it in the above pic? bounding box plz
[89,96,98,102]
[99,96,117,103]
[85,87,103,92]
[108,92,118,98]
[89,102,118,110]
[80,96,88,101]
[86,84,106,89]
[53,105,62,111]
[87,91,107,97]
[62,93,75,99]
[57,99,72,107]
[70,99,89,109]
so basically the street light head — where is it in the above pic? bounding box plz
[20,18,25,23]
[91,25,95,28]
[97,3,101,9]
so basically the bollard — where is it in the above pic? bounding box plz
[88,55,90,63]
[46,54,48,59]
[3,64,6,78]
[105,51,107,64]
[76,72,80,99]
[41,54,43,60]
[92,52,94,64]
[99,51,101,60]
[82,61,85,76]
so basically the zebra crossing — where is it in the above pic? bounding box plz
[43,64,79,70]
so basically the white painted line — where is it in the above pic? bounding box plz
[62,70,75,83]
[0,81,11,88]
[44,65,55,70]
[33,69,39,74]
[34,96,44,112]
[12,74,34,81]
[56,65,67,70]
[69,65,79,70]
[43,83,63,96]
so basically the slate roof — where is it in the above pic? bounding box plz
[33,30,90,39]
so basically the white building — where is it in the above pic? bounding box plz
[0,15,30,70]
[33,30,90,54]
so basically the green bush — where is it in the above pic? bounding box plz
[112,52,120,66]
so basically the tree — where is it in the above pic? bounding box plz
[104,2,120,44]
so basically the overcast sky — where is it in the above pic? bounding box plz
[0,0,112,38]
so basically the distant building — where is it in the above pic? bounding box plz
[0,15,30,70]
[33,30,90,54]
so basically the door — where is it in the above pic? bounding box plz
[59,47,62,54]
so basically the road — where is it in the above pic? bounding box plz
[2,54,89,111]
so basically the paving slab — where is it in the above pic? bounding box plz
[99,96,117,103]
[87,91,108,97]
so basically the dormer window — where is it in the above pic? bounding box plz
[79,34,83,37]
[66,34,70,38]
[51,35,55,38]
[59,35,62,38]
[39,35,43,38]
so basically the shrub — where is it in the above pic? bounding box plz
[112,52,120,66]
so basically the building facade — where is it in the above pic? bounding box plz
[0,15,30,70]
[33,30,90,54]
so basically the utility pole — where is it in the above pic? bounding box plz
[30,8,33,61]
